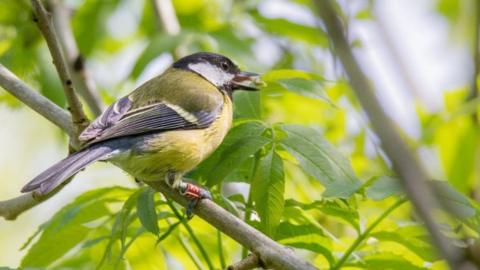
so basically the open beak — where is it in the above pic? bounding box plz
[231,71,266,91]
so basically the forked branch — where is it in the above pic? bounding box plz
[31,0,89,133]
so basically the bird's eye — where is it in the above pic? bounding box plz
[220,62,229,71]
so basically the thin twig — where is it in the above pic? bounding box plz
[332,198,407,270]
[48,0,104,116]
[166,218,206,270]
[227,253,262,270]
[31,0,89,133]
[0,64,75,138]
[151,0,180,35]
[467,0,480,118]
[150,0,184,59]
[218,230,227,269]
[0,178,71,220]
[313,1,472,269]
[167,199,215,270]
[149,181,317,270]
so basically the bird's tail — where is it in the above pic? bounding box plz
[21,144,115,195]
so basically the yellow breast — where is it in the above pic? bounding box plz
[115,93,233,181]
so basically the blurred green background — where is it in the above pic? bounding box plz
[1,0,480,269]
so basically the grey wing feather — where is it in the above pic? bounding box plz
[81,98,222,146]
[80,96,132,142]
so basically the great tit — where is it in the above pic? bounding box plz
[21,52,263,200]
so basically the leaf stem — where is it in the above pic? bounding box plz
[166,218,205,270]
[331,198,407,270]
[242,153,261,258]
[217,229,227,269]
[166,199,215,270]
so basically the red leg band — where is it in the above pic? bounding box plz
[183,183,201,199]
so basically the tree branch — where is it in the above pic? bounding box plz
[0,63,75,138]
[227,254,262,270]
[313,1,475,269]
[31,0,89,133]
[0,178,71,220]
[48,0,104,116]
[148,181,317,270]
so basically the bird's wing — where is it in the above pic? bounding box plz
[79,95,222,145]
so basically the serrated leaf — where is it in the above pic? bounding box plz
[253,14,328,46]
[194,121,270,186]
[279,124,361,198]
[284,199,359,231]
[277,78,328,101]
[21,187,132,268]
[251,147,285,236]
[360,253,427,270]
[366,176,403,201]
[371,230,438,261]
[136,187,160,235]
[430,180,476,219]
[275,222,334,265]
[233,91,261,119]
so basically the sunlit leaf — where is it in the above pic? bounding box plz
[279,124,361,198]
[136,187,160,236]
[366,176,403,201]
[371,231,438,262]
[21,187,133,268]
[275,222,334,265]
[194,121,270,186]
[431,180,476,219]
[252,147,285,236]
[233,91,261,119]
[253,14,328,46]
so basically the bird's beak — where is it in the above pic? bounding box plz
[232,71,266,91]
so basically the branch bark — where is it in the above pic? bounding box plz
[0,64,75,138]
[31,0,89,133]
[227,254,262,270]
[48,0,104,116]
[148,181,317,270]
[313,1,474,269]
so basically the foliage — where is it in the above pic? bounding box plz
[1,0,479,269]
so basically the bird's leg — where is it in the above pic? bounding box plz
[166,172,211,218]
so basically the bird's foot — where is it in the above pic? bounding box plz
[178,182,212,218]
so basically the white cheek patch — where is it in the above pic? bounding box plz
[188,62,234,88]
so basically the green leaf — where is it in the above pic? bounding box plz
[262,69,323,82]
[371,230,438,261]
[275,222,334,266]
[136,187,160,235]
[366,176,403,201]
[252,147,285,236]
[253,14,328,46]
[21,187,132,268]
[262,70,329,102]
[277,78,328,101]
[233,91,261,119]
[279,124,361,198]
[284,199,359,231]
[194,121,270,186]
[360,253,427,270]
[447,127,478,193]
[430,180,476,219]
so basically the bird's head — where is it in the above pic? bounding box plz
[172,52,265,93]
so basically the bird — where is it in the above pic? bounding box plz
[21,52,264,207]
